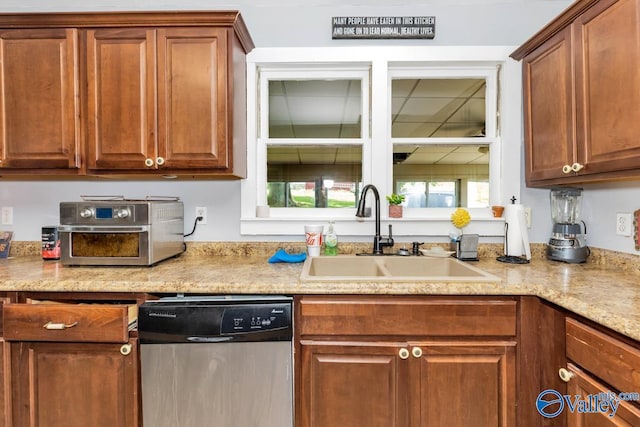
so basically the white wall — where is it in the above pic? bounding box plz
[18,1,640,251]
[523,182,640,254]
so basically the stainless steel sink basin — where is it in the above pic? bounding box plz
[300,255,500,282]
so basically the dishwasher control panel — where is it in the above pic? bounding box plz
[221,304,291,334]
[138,296,293,343]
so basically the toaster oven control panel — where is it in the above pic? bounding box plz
[60,200,184,227]
[77,207,131,220]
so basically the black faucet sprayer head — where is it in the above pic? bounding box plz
[356,184,379,218]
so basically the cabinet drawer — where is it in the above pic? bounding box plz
[566,317,640,393]
[2,303,131,343]
[297,296,517,337]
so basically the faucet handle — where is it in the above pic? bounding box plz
[411,242,424,255]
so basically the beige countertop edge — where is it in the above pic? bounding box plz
[0,255,638,342]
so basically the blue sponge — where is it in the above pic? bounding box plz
[268,248,307,263]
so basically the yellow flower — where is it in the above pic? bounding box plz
[451,208,471,229]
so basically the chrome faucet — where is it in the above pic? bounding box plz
[355,184,394,255]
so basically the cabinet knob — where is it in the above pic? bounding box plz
[411,347,423,358]
[571,162,584,172]
[155,157,165,166]
[562,164,573,174]
[120,343,132,356]
[144,158,155,168]
[558,367,574,383]
[398,348,410,360]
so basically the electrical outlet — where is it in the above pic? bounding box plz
[195,207,207,225]
[1,207,13,225]
[616,212,632,236]
[524,207,532,228]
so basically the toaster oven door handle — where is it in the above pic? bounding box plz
[58,226,150,233]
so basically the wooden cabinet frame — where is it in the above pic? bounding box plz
[512,0,640,186]
[0,11,253,179]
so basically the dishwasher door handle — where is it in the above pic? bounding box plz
[187,336,234,343]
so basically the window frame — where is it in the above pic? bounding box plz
[241,46,521,239]
[258,66,371,218]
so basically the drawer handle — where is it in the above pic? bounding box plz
[398,348,410,360]
[558,367,575,383]
[120,343,132,356]
[43,321,78,330]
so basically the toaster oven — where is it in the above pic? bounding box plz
[58,196,185,266]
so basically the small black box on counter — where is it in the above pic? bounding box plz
[42,226,60,260]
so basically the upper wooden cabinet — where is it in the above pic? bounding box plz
[512,0,640,187]
[0,28,81,173]
[0,11,253,178]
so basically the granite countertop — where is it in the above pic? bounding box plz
[1,242,639,342]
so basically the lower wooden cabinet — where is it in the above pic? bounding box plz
[0,339,6,427]
[412,341,516,426]
[299,341,409,426]
[562,317,640,426]
[1,297,141,427]
[295,295,518,427]
[9,339,139,427]
[565,363,640,426]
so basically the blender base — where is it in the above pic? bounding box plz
[546,244,590,263]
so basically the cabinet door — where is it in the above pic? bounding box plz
[522,26,575,185]
[10,339,139,427]
[0,29,80,171]
[297,340,409,427]
[85,28,157,171]
[157,28,231,170]
[411,341,516,427]
[0,339,8,427]
[574,0,640,176]
[566,363,640,426]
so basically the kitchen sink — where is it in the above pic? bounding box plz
[300,255,501,282]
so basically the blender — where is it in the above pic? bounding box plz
[546,187,589,263]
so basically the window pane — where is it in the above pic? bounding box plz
[393,144,489,208]
[267,146,362,208]
[269,80,362,138]
[391,78,486,138]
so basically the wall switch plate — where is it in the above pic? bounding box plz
[195,207,207,225]
[524,207,532,228]
[1,207,13,225]
[616,212,632,236]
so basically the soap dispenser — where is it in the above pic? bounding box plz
[324,221,338,256]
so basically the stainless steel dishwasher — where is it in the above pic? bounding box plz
[138,295,293,427]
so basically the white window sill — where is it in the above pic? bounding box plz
[240,216,506,238]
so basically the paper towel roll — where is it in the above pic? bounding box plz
[504,204,531,260]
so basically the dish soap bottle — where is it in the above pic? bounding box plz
[324,221,338,256]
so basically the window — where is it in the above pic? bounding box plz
[389,68,498,211]
[241,47,521,237]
